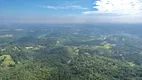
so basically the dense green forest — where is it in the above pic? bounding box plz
[0,24,142,80]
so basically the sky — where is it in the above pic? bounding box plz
[0,0,142,23]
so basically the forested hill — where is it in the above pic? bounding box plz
[0,24,142,80]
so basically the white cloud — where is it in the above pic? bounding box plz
[41,5,88,10]
[84,0,142,15]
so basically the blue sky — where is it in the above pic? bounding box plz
[0,0,93,16]
[0,0,142,23]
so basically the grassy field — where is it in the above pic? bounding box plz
[0,55,15,67]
